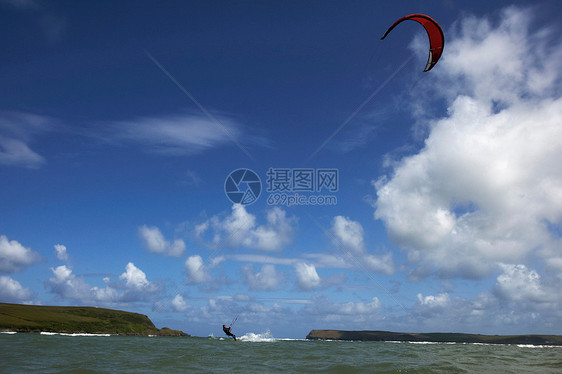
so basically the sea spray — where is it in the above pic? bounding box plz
[238,330,276,342]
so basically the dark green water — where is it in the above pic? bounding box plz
[1,332,561,373]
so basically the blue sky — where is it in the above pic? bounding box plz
[1,0,562,339]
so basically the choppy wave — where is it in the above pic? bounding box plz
[385,340,560,348]
[3,334,561,372]
[0,331,17,334]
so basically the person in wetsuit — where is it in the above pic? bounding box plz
[222,324,236,341]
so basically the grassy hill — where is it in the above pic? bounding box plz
[306,330,562,345]
[0,303,188,336]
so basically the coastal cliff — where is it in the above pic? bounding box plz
[0,303,188,336]
[306,330,562,345]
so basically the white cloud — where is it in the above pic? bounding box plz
[108,113,243,156]
[417,293,450,308]
[119,262,156,292]
[0,112,54,168]
[172,294,189,312]
[331,216,365,255]
[47,265,92,301]
[169,239,187,257]
[185,255,210,283]
[374,7,562,279]
[0,137,45,168]
[139,226,167,253]
[0,276,33,303]
[91,285,120,304]
[362,253,395,275]
[0,235,42,273]
[493,264,553,303]
[409,278,562,334]
[302,253,350,269]
[242,264,283,291]
[229,254,298,266]
[138,225,185,257]
[337,298,381,315]
[196,204,296,251]
[330,216,394,274]
[47,263,157,305]
[54,244,68,262]
[295,262,321,291]
[303,296,382,326]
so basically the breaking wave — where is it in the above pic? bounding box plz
[238,330,276,342]
[40,332,113,337]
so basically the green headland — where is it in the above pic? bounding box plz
[0,303,188,336]
[306,330,562,345]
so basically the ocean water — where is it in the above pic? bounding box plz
[1,331,561,373]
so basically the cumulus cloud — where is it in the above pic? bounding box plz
[330,216,394,274]
[331,216,365,255]
[119,262,157,292]
[0,276,33,303]
[409,270,562,334]
[493,264,554,303]
[172,294,189,312]
[196,204,296,251]
[0,235,42,273]
[295,262,321,291]
[374,7,562,279]
[138,225,186,257]
[54,244,68,262]
[242,264,283,291]
[417,293,450,308]
[47,265,92,301]
[47,263,157,305]
[185,255,211,283]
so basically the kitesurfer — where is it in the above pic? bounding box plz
[223,324,236,341]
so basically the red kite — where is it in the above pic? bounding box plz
[381,14,444,72]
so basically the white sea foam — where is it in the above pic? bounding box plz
[0,331,17,334]
[238,330,276,342]
[40,332,112,337]
[517,344,561,349]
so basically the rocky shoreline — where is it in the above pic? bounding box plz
[306,330,562,346]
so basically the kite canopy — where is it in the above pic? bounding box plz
[381,14,444,72]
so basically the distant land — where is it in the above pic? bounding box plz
[0,303,188,336]
[306,330,562,346]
